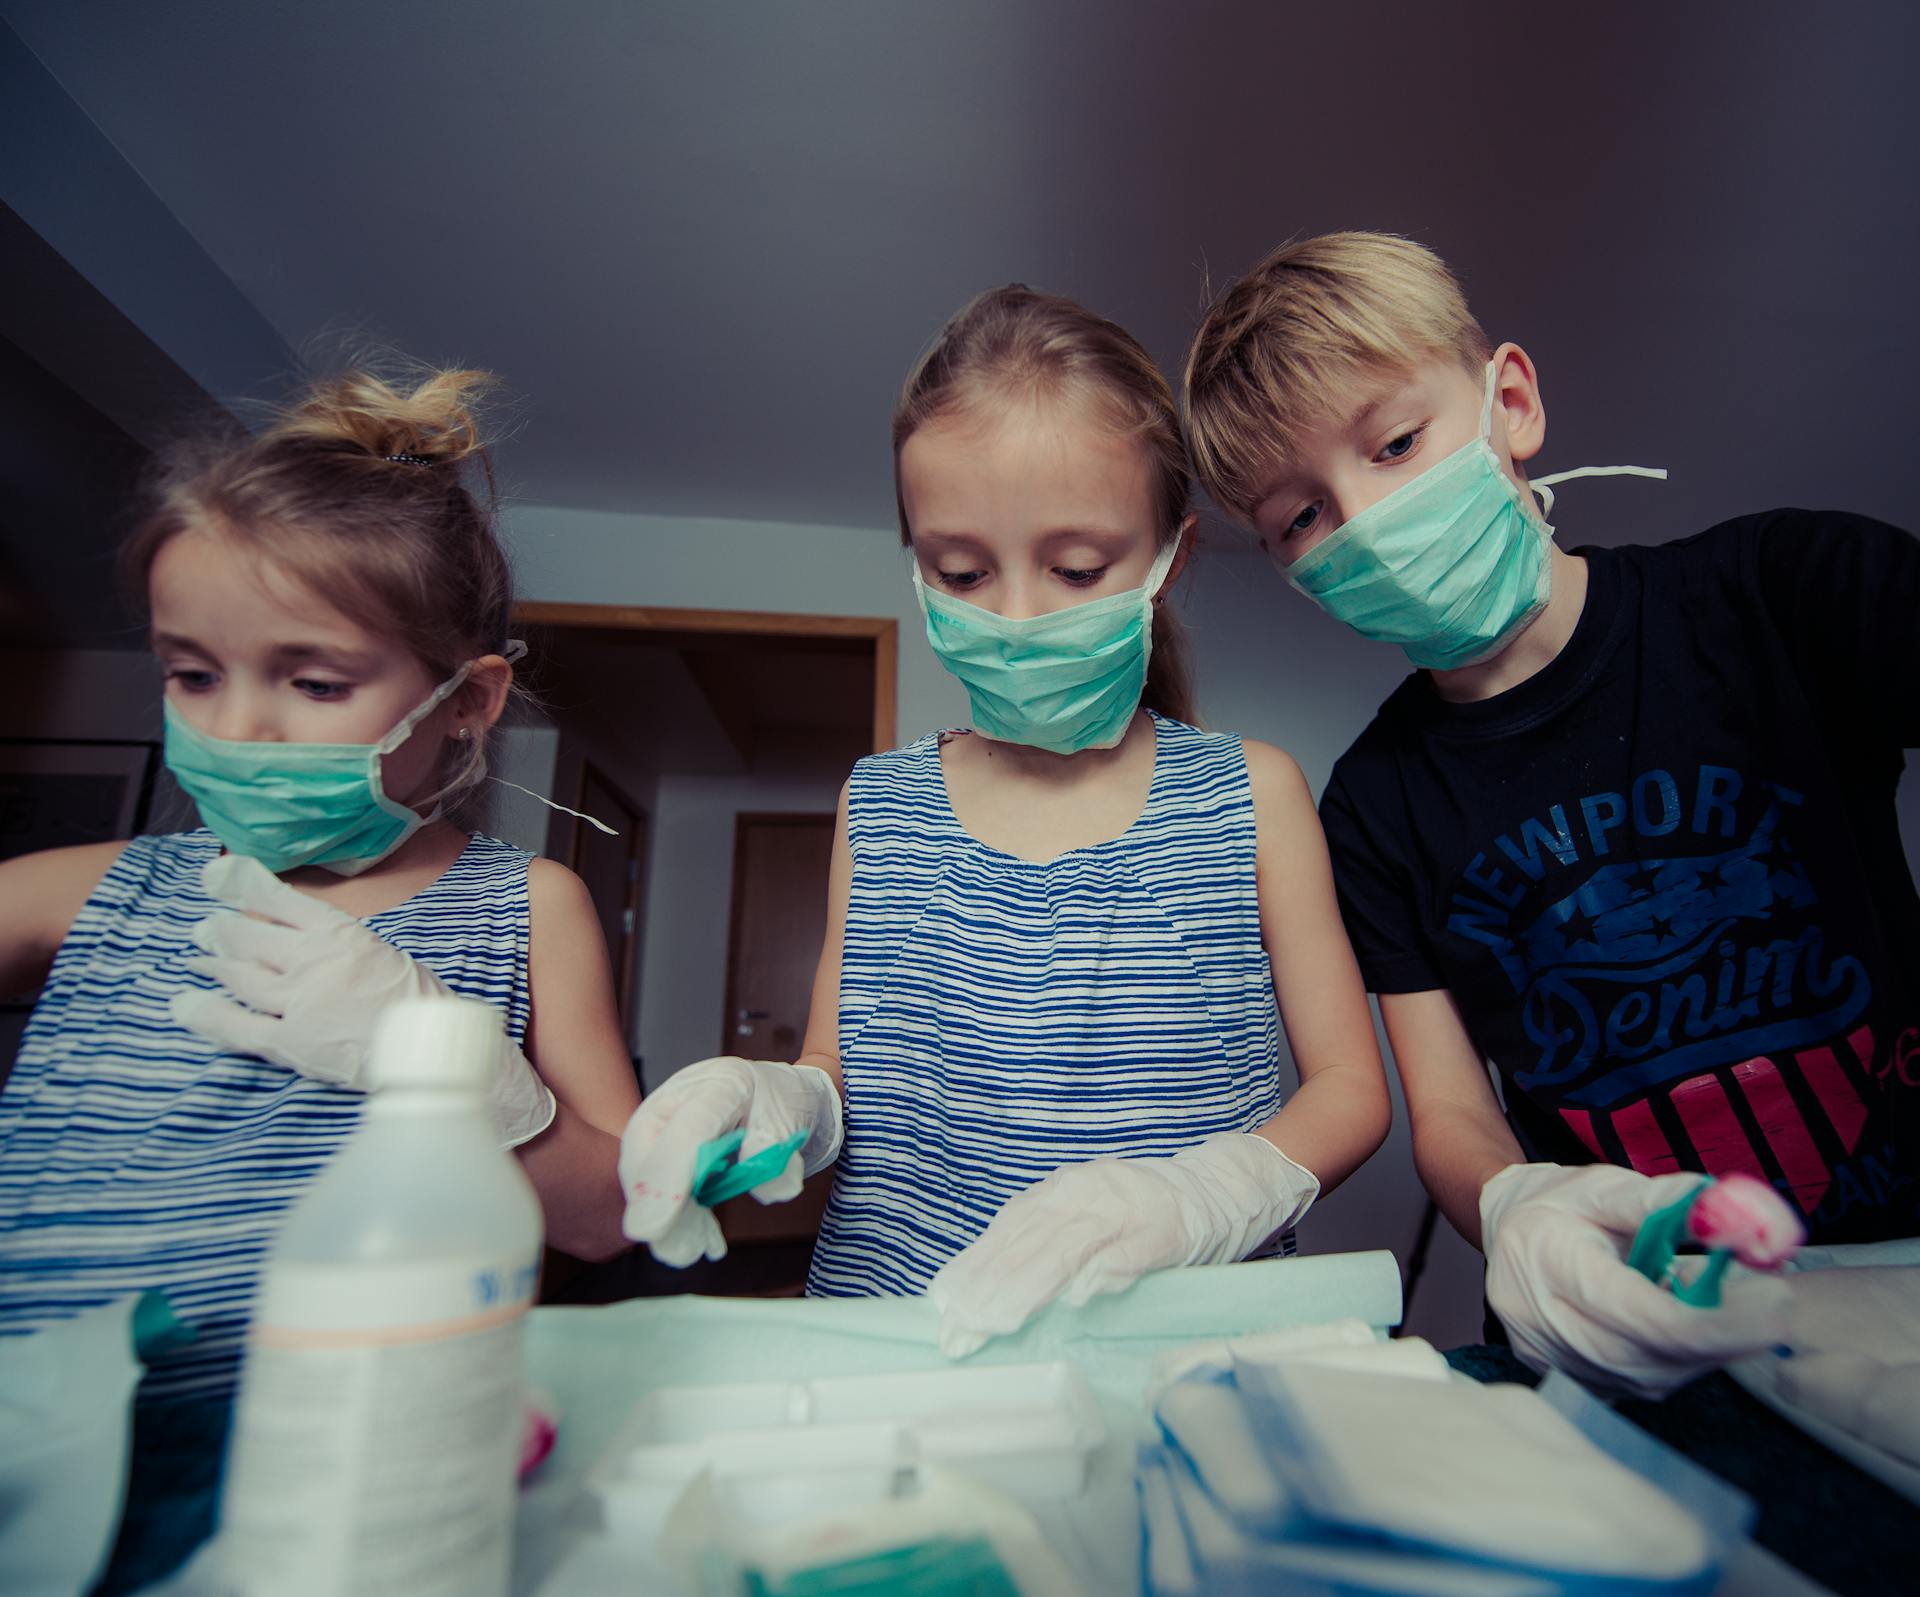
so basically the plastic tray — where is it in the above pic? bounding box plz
[590,1361,1105,1541]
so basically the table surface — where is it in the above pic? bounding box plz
[111,1254,1913,1597]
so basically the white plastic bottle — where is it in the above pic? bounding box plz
[218,996,544,1597]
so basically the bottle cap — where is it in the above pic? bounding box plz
[369,996,502,1093]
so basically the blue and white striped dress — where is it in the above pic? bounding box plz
[0,830,531,1403]
[807,713,1284,1297]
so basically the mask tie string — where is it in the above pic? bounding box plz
[487,640,618,835]
[1530,465,1668,519]
[488,778,619,836]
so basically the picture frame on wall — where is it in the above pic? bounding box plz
[0,737,160,863]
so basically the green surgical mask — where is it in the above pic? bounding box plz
[162,665,473,876]
[1281,363,1664,670]
[912,541,1180,755]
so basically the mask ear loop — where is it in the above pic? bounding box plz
[1144,534,1184,606]
[370,663,477,829]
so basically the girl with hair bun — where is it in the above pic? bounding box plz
[0,363,639,1410]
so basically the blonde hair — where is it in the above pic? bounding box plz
[122,362,515,810]
[894,284,1198,726]
[1184,232,1492,523]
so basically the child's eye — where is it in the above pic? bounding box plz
[935,569,986,592]
[1376,426,1426,463]
[294,678,353,701]
[1056,567,1107,587]
[164,668,218,692]
[1288,502,1322,536]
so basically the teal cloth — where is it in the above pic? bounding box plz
[691,1130,809,1208]
[742,1536,1017,1596]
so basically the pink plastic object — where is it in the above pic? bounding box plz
[1687,1173,1805,1269]
[519,1401,558,1482]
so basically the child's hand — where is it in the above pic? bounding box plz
[171,854,555,1146]
[929,1132,1319,1359]
[1480,1162,1794,1399]
[618,1057,843,1267]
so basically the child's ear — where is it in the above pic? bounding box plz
[451,655,514,738]
[1156,515,1200,601]
[1491,342,1547,466]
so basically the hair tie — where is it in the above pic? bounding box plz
[384,452,432,466]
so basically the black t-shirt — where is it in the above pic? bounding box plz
[1320,511,1920,1244]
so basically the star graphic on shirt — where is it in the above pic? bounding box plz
[1647,910,1678,945]
[1558,904,1600,948]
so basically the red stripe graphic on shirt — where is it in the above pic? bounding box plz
[1730,1057,1831,1214]
[1796,1033,1870,1152]
[1554,1024,1876,1223]
[1559,1107,1603,1159]
[1846,1024,1876,1072]
[1669,1073,1769,1183]
[1610,1096,1683,1175]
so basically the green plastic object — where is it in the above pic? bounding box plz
[692,1128,809,1207]
[739,1535,1019,1596]
[130,1290,195,1362]
[1626,1177,1732,1308]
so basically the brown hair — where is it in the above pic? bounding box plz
[1184,232,1492,523]
[122,362,514,806]
[893,284,1198,727]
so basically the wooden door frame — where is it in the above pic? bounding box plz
[565,758,647,1033]
[511,602,898,753]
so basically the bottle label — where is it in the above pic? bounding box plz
[220,1255,541,1597]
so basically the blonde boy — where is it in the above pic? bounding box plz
[1186,233,1919,1396]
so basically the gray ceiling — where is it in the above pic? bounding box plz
[5,1,1920,539]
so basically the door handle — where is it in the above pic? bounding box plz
[736,1007,769,1038]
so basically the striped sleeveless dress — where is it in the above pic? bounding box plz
[0,829,531,1404]
[807,713,1284,1297]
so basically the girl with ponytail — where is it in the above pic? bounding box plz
[619,288,1392,1360]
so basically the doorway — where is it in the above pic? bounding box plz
[502,603,893,1299]
[714,812,838,1253]
[513,602,896,753]
[561,760,648,1037]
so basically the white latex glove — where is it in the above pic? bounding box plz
[170,854,556,1148]
[619,1056,844,1268]
[929,1132,1320,1359]
[1480,1162,1793,1400]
